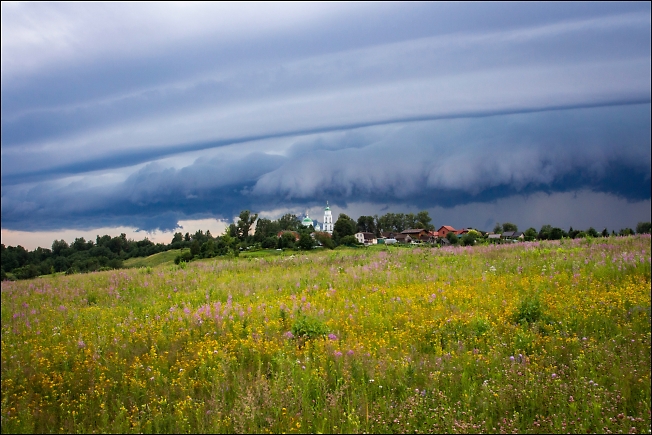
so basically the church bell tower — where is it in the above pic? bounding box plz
[323,202,333,234]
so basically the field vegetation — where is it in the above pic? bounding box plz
[1,236,650,433]
[122,250,183,269]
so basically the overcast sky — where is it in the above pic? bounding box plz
[2,2,650,249]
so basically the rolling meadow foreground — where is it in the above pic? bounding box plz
[1,236,650,433]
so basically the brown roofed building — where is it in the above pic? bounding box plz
[355,232,377,245]
[394,234,412,244]
[419,234,436,243]
[401,228,429,238]
[437,226,457,239]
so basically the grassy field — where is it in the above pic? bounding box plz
[122,249,183,269]
[1,236,650,433]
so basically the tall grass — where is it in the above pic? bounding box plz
[2,236,650,433]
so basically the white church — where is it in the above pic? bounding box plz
[301,202,333,234]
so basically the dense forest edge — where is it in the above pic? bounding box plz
[2,210,650,281]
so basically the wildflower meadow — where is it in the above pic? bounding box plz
[2,236,650,433]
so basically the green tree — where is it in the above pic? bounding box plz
[201,240,216,258]
[586,227,599,238]
[262,236,278,249]
[278,232,297,249]
[192,230,207,245]
[356,216,376,234]
[538,225,553,240]
[333,214,357,244]
[446,232,459,245]
[619,228,634,236]
[72,237,92,251]
[461,231,478,246]
[298,233,315,250]
[313,232,335,249]
[502,222,518,232]
[236,210,258,241]
[51,239,69,256]
[190,240,201,258]
[416,211,434,231]
[339,235,360,246]
[254,218,280,242]
[404,213,417,229]
[636,222,651,234]
[493,223,503,234]
[568,227,581,239]
[549,227,565,240]
[278,214,300,231]
[377,213,406,233]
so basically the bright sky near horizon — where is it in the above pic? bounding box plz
[2,2,650,250]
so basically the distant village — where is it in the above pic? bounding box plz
[277,203,600,246]
[2,201,649,281]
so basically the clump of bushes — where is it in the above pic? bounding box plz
[174,249,193,264]
[291,315,329,340]
[513,292,550,325]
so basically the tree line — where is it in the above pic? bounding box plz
[2,210,650,281]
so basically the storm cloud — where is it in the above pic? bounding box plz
[1,3,650,239]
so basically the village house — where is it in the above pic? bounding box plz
[437,225,457,239]
[354,232,377,245]
[501,231,524,242]
[401,228,429,239]
[394,234,412,244]
[488,233,501,243]
[418,233,437,243]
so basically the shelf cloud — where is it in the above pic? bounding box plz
[1,2,650,240]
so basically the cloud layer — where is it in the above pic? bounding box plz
[1,3,650,236]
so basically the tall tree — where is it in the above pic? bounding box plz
[51,239,69,256]
[171,232,183,244]
[357,215,376,234]
[278,213,300,231]
[377,213,406,233]
[538,225,553,240]
[236,210,258,241]
[333,213,357,243]
[416,211,434,231]
[298,233,315,250]
[636,222,651,234]
[502,222,518,232]
[254,218,280,242]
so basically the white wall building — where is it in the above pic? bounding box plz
[301,213,314,228]
[323,202,333,234]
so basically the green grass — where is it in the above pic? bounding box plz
[1,235,650,434]
[239,249,285,258]
[122,249,182,268]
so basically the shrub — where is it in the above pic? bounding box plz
[174,250,193,264]
[291,315,329,340]
[514,293,547,324]
[338,235,359,246]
